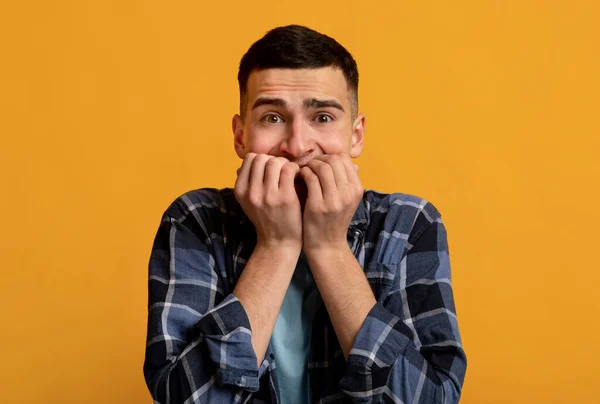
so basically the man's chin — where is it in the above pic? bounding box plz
[294,178,308,212]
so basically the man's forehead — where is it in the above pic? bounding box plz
[247,67,349,103]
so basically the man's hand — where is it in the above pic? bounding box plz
[299,153,374,359]
[299,153,363,254]
[234,153,303,250]
[233,153,304,365]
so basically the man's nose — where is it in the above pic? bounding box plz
[279,119,315,159]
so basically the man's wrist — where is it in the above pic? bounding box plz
[253,241,302,264]
[254,240,302,258]
[303,242,376,359]
[303,243,353,268]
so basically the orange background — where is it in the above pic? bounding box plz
[1,1,599,403]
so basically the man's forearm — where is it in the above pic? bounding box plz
[306,246,377,359]
[233,244,300,366]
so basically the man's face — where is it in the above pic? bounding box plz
[232,67,365,165]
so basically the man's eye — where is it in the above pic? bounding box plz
[314,114,333,124]
[262,114,283,124]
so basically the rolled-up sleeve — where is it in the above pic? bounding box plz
[143,199,266,403]
[339,203,467,403]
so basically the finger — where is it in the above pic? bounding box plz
[235,153,257,193]
[264,157,289,192]
[328,155,349,189]
[341,154,363,193]
[313,155,352,187]
[307,159,337,198]
[300,166,324,203]
[279,162,300,190]
[249,154,272,192]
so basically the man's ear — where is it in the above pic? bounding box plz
[350,113,365,158]
[232,114,245,158]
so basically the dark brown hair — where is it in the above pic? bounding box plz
[237,25,359,119]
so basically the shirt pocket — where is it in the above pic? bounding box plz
[363,262,395,301]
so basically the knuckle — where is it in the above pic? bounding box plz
[256,154,270,164]
[264,193,278,206]
[318,165,331,175]
[283,161,300,171]
[265,157,277,167]
[265,158,279,169]
[248,191,263,206]
[281,164,296,175]
[233,187,244,200]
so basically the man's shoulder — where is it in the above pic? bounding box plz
[362,189,443,235]
[161,187,239,222]
[364,189,441,216]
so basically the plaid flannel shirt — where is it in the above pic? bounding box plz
[143,188,467,403]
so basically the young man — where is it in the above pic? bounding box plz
[144,25,466,403]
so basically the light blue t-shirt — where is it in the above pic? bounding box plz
[271,252,322,404]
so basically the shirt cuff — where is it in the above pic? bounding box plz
[339,302,413,392]
[193,293,262,392]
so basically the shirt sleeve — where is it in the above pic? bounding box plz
[339,202,467,403]
[143,196,268,403]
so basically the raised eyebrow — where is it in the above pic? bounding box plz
[304,98,345,112]
[251,97,288,110]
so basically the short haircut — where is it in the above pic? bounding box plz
[237,25,359,120]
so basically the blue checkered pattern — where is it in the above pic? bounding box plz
[144,188,467,403]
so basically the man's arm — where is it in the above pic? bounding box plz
[232,153,304,366]
[233,243,300,366]
[145,153,303,403]
[314,213,467,404]
[299,154,373,361]
[305,246,376,359]
[300,155,466,403]
[143,193,268,404]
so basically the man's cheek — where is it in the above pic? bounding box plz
[245,139,273,155]
[317,136,349,154]
[244,126,281,154]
